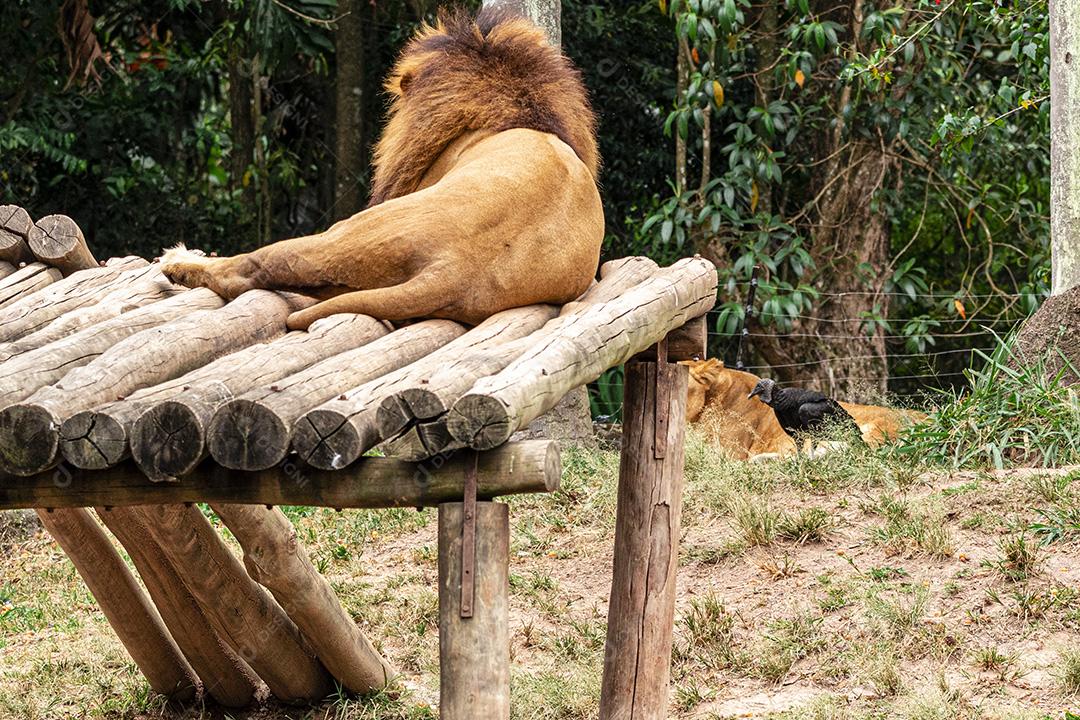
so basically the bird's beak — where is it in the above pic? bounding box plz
[748,389,760,400]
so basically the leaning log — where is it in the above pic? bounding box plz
[447,257,717,450]
[27,214,98,275]
[97,507,261,708]
[0,259,154,345]
[135,503,333,703]
[206,319,465,471]
[0,267,178,363]
[0,290,301,475]
[63,313,387,477]
[36,508,198,702]
[292,306,557,470]
[211,504,394,694]
[0,440,560,511]
[0,263,62,309]
[377,258,664,460]
[0,205,35,265]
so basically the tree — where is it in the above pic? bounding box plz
[1051,0,1080,294]
[484,0,560,46]
[334,0,368,220]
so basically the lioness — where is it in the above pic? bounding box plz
[160,8,603,330]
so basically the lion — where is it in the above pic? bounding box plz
[159,8,603,331]
[684,359,927,460]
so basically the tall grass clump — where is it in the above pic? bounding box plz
[898,335,1080,469]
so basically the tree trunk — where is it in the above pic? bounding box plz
[334,0,367,219]
[482,0,559,46]
[1051,0,1080,294]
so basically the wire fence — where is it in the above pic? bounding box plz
[588,284,1031,420]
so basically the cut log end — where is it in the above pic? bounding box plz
[27,214,97,275]
[376,386,446,440]
[206,399,290,471]
[131,401,208,480]
[0,403,61,476]
[60,411,127,470]
[0,205,33,265]
[292,408,361,470]
[447,394,513,451]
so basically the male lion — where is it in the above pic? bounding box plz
[160,8,603,330]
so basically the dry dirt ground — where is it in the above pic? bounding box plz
[1,434,1078,720]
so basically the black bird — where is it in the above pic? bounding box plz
[747,378,862,445]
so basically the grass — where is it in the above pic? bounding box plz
[3,416,1080,719]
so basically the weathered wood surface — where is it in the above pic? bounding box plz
[36,508,199,701]
[27,214,98,275]
[0,290,296,475]
[0,205,34,265]
[598,361,688,720]
[206,319,465,471]
[0,263,62,309]
[294,306,557,470]
[630,314,707,363]
[0,440,559,510]
[0,262,15,280]
[136,503,333,703]
[0,267,178,363]
[378,258,663,461]
[448,257,717,450]
[212,504,394,694]
[98,507,261,708]
[0,288,222,411]
[0,259,154,346]
[61,313,387,477]
[438,501,510,720]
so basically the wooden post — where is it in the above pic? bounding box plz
[1052,0,1080,293]
[599,356,688,720]
[438,501,510,720]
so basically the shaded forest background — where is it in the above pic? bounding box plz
[0,0,1052,403]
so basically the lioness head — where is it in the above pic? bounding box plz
[369,7,599,206]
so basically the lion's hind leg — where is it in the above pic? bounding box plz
[286,275,454,330]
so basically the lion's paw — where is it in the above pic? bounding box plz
[159,244,212,288]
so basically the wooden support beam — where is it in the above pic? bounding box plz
[0,290,297,476]
[211,504,395,694]
[97,507,261,708]
[0,264,63,309]
[134,503,333,703]
[36,508,199,702]
[61,313,387,477]
[447,257,716,450]
[374,258,659,455]
[438,501,510,720]
[630,314,707,363]
[598,360,688,720]
[0,440,559,510]
[205,319,465,471]
[292,306,557,470]
[27,214,98,275]
[0,259,157,347]
[0,205,35,265]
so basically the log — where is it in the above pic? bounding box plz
[0,288,222,410]
[64,314,387,477]
[0,260,155,345]
[0,289,295,475]
[0,267,178,363]
[0,440,560,510]
[448,257,717,450]
[296,306,557,470]
[598,361,688,720]
[0,262,16,280]
[211,504,394,694]
[0,263,63,309]
[97,507,261,708]
[135,503,333,703]
[375,257,662,460]
[36,507,198,701]
[206,319,465,471]
[630,314,707,363]
[438,501,510,720]
[27,214,98,275]
[0,205,34,265]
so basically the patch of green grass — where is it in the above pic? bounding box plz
[898,337,1080,469]
[866,496,954,558]
[985,531,1043,581]
[1060,649,1080,695]
[777,507,834,544]
[729,495,779,546]
[865,585,929,641]
[751,611,825,683]
[674,593,737,671]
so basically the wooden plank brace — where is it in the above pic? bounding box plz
[460,452,478,618]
